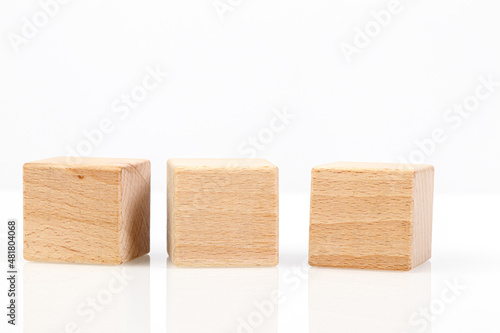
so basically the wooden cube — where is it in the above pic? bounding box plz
[309,162,434,271]
[24,157,151,265]
[167,158,279,267]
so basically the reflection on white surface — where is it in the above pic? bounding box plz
[167,260,278,333]
[309,262,432,333]
[24,256,150,333]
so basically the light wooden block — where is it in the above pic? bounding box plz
[24,157,151,265]
[309,162,434,271]
[167,158,279,267]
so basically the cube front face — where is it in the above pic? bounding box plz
[24,157,150,265]
[309,162,433,271]
[168,159,279,267]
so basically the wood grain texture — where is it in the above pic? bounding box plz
[167,158,279,267]
[309,162,434,271]
[24,157,150,265]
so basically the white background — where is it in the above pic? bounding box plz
[1,0,500,193]
[1,0,499,332]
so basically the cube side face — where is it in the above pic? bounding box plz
[309,167,414,270]
[169,164,279,267]
[167,161,176,260]
[118,161,151,264]
[411,166,434,269]
[23,163,121,264]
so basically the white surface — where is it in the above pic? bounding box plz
[1,191,499,332]
[1,0,500,194]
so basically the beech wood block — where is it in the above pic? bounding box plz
[309,162,434,271]
[24,157,151,265]
[167,158,279,267]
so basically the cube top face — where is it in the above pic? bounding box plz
[309,162,434,271]
[313,161,434,173]
[167,158,276,169]
[26,156,149,170]
[167,158,279,267]
[24,157,151,265]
